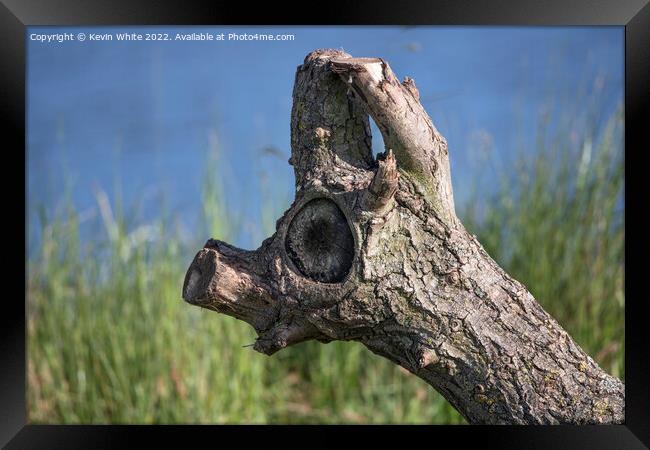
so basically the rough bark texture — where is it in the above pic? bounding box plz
[182,49,624,424]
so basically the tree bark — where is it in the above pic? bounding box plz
[182,49,624,425]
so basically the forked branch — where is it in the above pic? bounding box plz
[182,49,624,425]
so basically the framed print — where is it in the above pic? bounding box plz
[2,0,648,448]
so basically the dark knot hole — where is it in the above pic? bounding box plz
[285,198,354,283]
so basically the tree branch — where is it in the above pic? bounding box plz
[182,49,624,424]
[329,55,456,226]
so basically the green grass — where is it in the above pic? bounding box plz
[27,95,623,425]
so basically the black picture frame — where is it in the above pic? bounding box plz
[3,0,648,448]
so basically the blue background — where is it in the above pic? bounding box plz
[27,26,624,251]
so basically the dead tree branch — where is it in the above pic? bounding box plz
[182,49,624,425]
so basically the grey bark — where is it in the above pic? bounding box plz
[182,49,624,425]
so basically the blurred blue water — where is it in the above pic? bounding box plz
[27,26,623,251]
